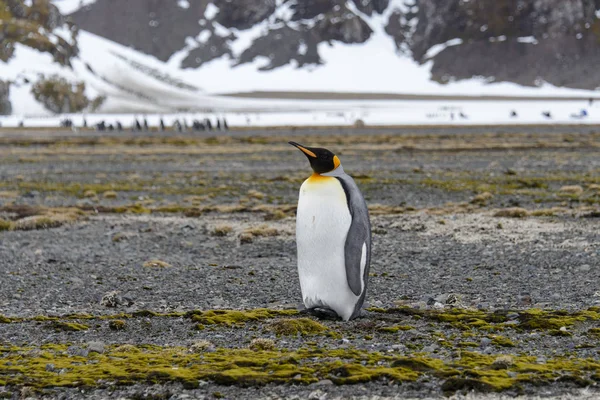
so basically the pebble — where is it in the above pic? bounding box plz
[536,356,547,364]
[577,264,591,272]
[45,363,55,372]
[314,379,333,386]
[517,293,533,306]
[308,389,327,400]
[507,312,519,320]
[480,337,492,347]
[67,346,89,357]
[88,341,105,354]
[422,344,438,353]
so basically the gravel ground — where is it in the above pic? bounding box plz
[1,126,599,399]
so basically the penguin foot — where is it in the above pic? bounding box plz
[306,307,340,320]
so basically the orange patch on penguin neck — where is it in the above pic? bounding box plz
[307,173,335,183]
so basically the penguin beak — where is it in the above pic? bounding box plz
[288,141,317,158]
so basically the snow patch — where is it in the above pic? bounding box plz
[424,38,463,59]
[2,98,600,127]
[517,36,538,44]
[197,30,211,43]
[204,3,219,20]
[177,0,190,9]
[213,22,231,38]
[51,0,97,15]
[488,35,507,42]
[298,41,307,55]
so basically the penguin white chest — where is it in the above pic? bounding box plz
[296,176,357,320]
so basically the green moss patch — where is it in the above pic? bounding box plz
[108,320,126,331]
[490,335,515,347]
[371,306,600,333]
[51,321,89,332]
[188,309,297,327]
[267,318,328,336]
[1,345,600,393]
[378,325,415,333]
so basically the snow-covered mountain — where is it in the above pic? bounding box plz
[1,0,600,116]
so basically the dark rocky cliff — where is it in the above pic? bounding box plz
[67,0,600,90]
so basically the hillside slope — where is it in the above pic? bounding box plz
[67,0,600,90]
[1,0,599,116]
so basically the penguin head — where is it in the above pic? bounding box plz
[289,141,341,174]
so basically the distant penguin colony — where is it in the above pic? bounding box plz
[36,115,232,133]
[289,142,371,321]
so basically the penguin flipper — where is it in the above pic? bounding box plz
[344,218,370,296]
[335,175,371,298]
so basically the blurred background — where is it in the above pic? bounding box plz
[1,0,600,126]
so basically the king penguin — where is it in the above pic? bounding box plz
[289,141,371,321]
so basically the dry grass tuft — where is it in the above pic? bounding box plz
[0,191,18,199]
[0,219,11,231]
[559,185,584,195]
[530,208,562,217]
[249,338,276,351]
[368,204,407,215]
[212,225,233,237]
[190,340,213,353]
[491,355,515,370]
[113,344,140,353]
[470,192,493,205]
[493,208,529,218]
[103,190,118,199]
[243,224,280,238]
[83,189,97,198]
[142,259,172,268]
[11,208,84,231]
[247,189,266,200]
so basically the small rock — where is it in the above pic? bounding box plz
[67,346,89,357]
[340,338,350,345]
[480,338,492,347]
[87,341,105,354]
[100,291,122,308]
[45,363,55,372]
[577,264,591,272]
[70,277,84,287]
[308,389,327,400]
[190,340,214,353]
[507,312,519,320]
[422,344,438,353]
[314,379,333,386]
[517,293,533,306]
